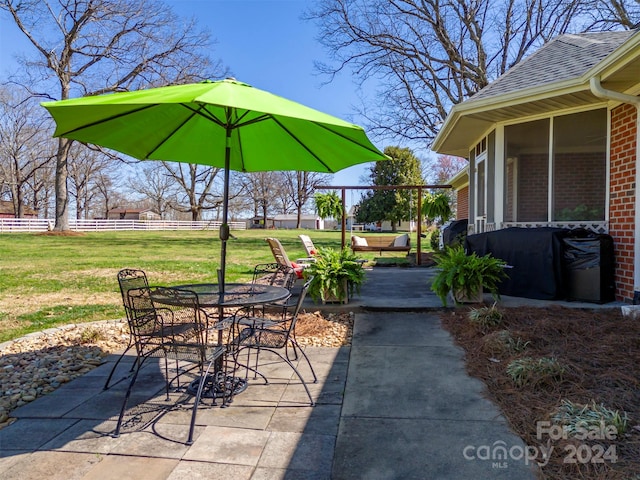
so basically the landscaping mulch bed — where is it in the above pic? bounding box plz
[440,305,640,479]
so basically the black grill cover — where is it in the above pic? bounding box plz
[465,227,572,300]
[442,219,468,247]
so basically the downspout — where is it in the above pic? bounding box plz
[590,76,640,301]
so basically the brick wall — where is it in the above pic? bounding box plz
[553,152,606,219]
[517,154,548,221]
[609,103,637,301]
[456,185,469,220]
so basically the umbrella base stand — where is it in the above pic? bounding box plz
[186,373,248,399]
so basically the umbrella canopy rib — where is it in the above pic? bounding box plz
[57,103,157,138]
[144,107,200,160]
[271,116,332,171]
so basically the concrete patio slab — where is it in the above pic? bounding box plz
[0,267,578,479]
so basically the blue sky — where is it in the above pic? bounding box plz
[0,0,388,188]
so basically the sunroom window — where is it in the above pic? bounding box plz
[504,119,550,222]
[552,109,606,221]
[503,108,606,223]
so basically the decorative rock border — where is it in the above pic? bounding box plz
[0,319,129,427]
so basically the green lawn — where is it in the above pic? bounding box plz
[0,228,420,342]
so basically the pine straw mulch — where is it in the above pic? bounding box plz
[440,305,640,480]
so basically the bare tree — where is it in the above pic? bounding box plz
[67,143,113,219]
[92,171,122,219]
[160,161,223,221]
[306,0,632,147]
[1,0,226,230]
[429,155,468,185]
[127,162,177,219]
[26,160,55,218]
[238,171,283,224]
[0,88,55,217]
[281,171,332,228]
[582,0,640,29]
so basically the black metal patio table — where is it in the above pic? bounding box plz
[151,283,290,399]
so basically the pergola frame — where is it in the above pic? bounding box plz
[316,185,452,265]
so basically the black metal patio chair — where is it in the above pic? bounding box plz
[104,268,153,390]
[113,286,227,445]
[229,277,317,405]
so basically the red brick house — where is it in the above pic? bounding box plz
[433,30,640,302]
[0,200,37,218]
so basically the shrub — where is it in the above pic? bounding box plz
[482,330,530,356]
[430,245,508,306]
[551,399,629,436]
[468,303,503,332]
[506,356,565,387]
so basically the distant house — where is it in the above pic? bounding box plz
[273,214,324,230]
[248,216,275,229]
[107,208,160,220]
[0,201,37,218]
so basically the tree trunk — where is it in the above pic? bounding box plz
[54,138,71,231]
[262,204,268,229]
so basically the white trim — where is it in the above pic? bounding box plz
[498,102,609,129]
[474,149,488,233]
[494,125,505,225]
[590,76,640,294]
[548,117,554,222]
[606,108,612,224]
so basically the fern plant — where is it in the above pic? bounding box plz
[430,245,508,306]
[304,247,365,303]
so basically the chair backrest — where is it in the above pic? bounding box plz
[125,287,160,338]
[252,263,296,289]
[146,286,208,346]
[298,234,317,256]
[117,269,152,321]
[286,277,313,332]
[265,237,293,268]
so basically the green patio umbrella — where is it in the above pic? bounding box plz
[42,78,388,290]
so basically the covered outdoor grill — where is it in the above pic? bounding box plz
[464,227,615,303]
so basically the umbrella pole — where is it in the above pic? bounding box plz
[218,129,232,294]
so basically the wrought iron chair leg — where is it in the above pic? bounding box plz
[187,359,214,445]
[292,340,318,383]
[103,344,133,390]
[114,361,143,438]
[270,348,315,406]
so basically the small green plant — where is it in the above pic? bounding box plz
[79,327,105,344]
[430,245,508,306]
[552,399,629,436]
[422,192,452,224]
[429,229,441,252]
[468,303,503,332]
[482,330,530,355]
[304,247,366,303]
[506,356,565,387]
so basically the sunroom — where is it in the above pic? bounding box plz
[432,30,640,302]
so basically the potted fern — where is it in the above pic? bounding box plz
[304,247,365,303]
[430,245,508,306]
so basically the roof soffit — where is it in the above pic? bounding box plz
[433,30,640,156]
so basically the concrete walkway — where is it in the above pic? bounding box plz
[0,267,621,479]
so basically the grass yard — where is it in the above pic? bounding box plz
[0,228,417,342]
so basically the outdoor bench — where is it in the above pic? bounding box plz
[351,234,411,255]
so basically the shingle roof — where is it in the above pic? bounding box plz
[470,31,635,102]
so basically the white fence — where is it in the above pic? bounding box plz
[0,218,247,233]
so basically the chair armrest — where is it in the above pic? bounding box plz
[295,257,316,265]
